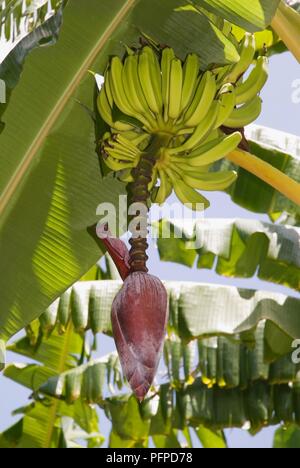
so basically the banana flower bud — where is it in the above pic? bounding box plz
[97,225,168,401]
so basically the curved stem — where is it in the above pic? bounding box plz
[227,149,300,206]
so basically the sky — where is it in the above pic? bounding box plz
[0,40,299,448]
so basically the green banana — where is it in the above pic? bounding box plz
[97,86,132,132]
[168,173,210,211]
[161,48,176,122]
[115,134,141,155]
[153,169,173,204]
[173,162,210,174]
[104,156,134,172]
[181,53,200,112]
[183,71,217,127]
[119,169,134,183]
[235,56,268,105]
[182,170,237,191]
[169,101,219,154]
[123,55,156,129]
[224,96,262,128]
[226,33,256,83]
[109,56,136,117]
[149,168,158,191]
[103,69,115,108]
[214,83,236,129]
[168,58,183,121]
[172,132,242,167]
[122,131,151,149]
[138,47,163,115]
[105,147,136,162]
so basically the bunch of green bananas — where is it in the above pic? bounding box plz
[97,33,268,209]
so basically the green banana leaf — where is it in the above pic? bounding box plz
[196,332,300,388]
[194,0,281,31]
[23,280,300,345]
[0,9,63,133]
[36,374,300,433]
[0,0,64,41]
[195,426,227,448]
[8,326,83,372]
[0,0,240,347]
[4,362,55,391]
[0,399,102,448]
[230,24,284,57]
[25,330,298,403]
[156,218,300,292]
[130,0,239,66]
[0,420,23,448]
[5,353,124,404]
[3,278,298,370]
[273,424,300,448]
[1,324,103,448]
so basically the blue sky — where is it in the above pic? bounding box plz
[0,48,299,448]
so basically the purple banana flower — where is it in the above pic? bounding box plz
[97,225,168,401]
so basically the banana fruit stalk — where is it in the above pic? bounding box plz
[97,35,269,209]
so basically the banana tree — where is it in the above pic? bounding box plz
[1,0,300,449]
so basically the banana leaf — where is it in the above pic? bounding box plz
[37,375,300,432]
[30,280,300,344]
[273,424,300,448]
[193,0,281,31]
[156,218,300,292]
[0,9,63,132]
[195,426,227,448]
[3,279,298,370]
[0,399,102,448]
[0,0,64,41]
[28,332,299,404]
[1,323,103,448]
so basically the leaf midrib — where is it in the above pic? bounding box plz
[43,322,74,448]
[0,0,136,218]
